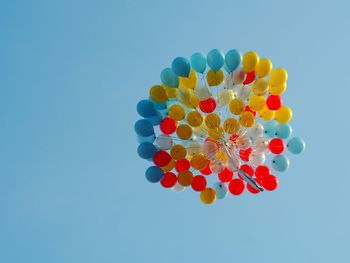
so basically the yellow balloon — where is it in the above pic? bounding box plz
[223,118,239,134]
[186,111,203,127]
[208,126,225,141]
[179,70,197,89]
[259,106,275,121]
[205,113,221,129]
[150,85,168,103]
[177,87,199,109]
[176,124,193,140]
[269,83,287,95]
[243,51,259,73]
[165,86,177,99]
[189,93,200,108]
[248,95,266,112]
[177,170,193,186]
[256,58,273,78]
[275,106,293,124]
[270,68,288,87]
[206,69,224,86]
[252,78,269,96]
[229,98,245,115]
[200,187,216,205]
[239,111,255,128]
[168,104,185,121]
[170,144,187,160]
[190,153,209,170]
[216,149,228,163]
[161,158,175,172]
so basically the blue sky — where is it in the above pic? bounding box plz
[0,0,349,262]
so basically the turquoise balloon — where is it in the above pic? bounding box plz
[172,57,190,77]
[160,68,179,88]
[287,137,305,154]
[207,49,225,72]
[272,155,290,172]
[190,52,206,73]
[264,120,278,138]
[225,49,242,72]
[275,123,292,139]
[137,134,155,144]
[137,142,158,160]
[145,166,164,183]
[212,182,228,199]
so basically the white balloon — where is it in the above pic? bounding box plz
[224,74,234,90]
[202,141,219,160]
[227,155,240,171]
[254,137,269,152]
[187,139,202,156]
[236,85,251,100]
[248,123,264,138]
[155,134,173,150]
[236,136,252,150]
[192,125,208,139]
[194,85,211,100]
[210,159,225,173]
[249,151,266,166]
[172,182,185,192]
[217,89,234,107]
[232,68,246,84]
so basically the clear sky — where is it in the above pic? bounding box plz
[0,0,349,262]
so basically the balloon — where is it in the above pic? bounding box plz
[266,95,282,111]
[134,119,154,137]
[165,86,178,99]
[172,57,191,77]
[137,142,158,159]
[150,85,168,103]
[200,187,217,204]
[256,58,272,78]
[161,158,175,172]
[248,123,264,138]
[275,106,293,124]
[225,49,242,72]
[275,123,292,139]
[146,114,163,126]
[254,137,269,152]
[287,137,305,154]
[194,85,211,100]
[229,98,245,115]
[200,162,212,175]
[249,151,266,166]
[170,144,187,160]
[264,120,278,138]
[190,52,207,73]
[190,153,209,170]
[247,183,260,194]
[179,70,197,89]
[176,124,193,140]
[217,89,234,107]
[249,95,266,112]
[207,49,225,72]
[199,98,216,113]
[155,134,173,150]
[205,113,221,129]
[252,78,269,96]
[236,136,252,150]
[137,134,155,144]
[223,118,239,134]
[206,69,224,86]
[269,138,285,154]
[153,150,172,167]
[160,117,177,135]
[240,164,254,176]
[137,99,158,118]
[186,111,203,127]
[160,68,179,88]
[261,175,279,191]
[187,139,202,156]
[228,179,245,195]
[213,182,228,199]
[177,170,193,186]
[255,165,270,178]
[218,168,233,182]
[168,104,185,121]
[242,51,259,73]
[269,83,286,95]
[160,172,177,188]
[231,68,246,84]
[236,86,251,100]
[243,71,256,85]
[172,182,185,192]
[191,175,207,191]
[239,111,255,128]
[271,155,289,172]
[145,166,164,183]
[175,159,191,172]
[270,68,288,87]
[239,148,252,162]
[259,106,275,121]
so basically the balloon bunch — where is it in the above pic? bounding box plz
[135,49,305,205]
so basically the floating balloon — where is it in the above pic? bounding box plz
[135,48,305,204]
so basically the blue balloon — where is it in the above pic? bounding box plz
[272,155,290,172]
[287,137,305,154]
[150,99,167,110]
[137,99,158,118]
[207,49,225,72]
[172,57,191,77]
[190,52,206,73]
[146,114,163,126]
[275,123,292,139]
[225,49,242,72]
[264,120,278,138]
[212,182,228,199]
[145,166,164,183]
[134,119,154,137]
[137,134,156,144]
[137,142,158,159]
[160,68,179,88]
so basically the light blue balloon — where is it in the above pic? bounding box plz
[137,99,158,118]
[264,120,278,138]
[137,134,155,144]
[172,57,190,77]
[134,119,154,137]
[146,114,163,126]
[272,155,290,172]
[225,49,242,72]
[160,68,179,88]
[137,142,158,160]
[275,123,292,139]
[212,182,228,199]
[190,52,206,73]
[145,166,164,183]
[207,49,225,72]
[287,137,305,154]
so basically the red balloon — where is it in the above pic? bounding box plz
[175,159,190,172]
[269,138,285,154]
[229,134,239,143]
[218,168,233,182]
[255,165,271,179]
[205,137,221,148]
[191,175,207,191]
[228,179,245,195]
[244,105,256,116]
[266,95,282,110]
[240,164,254,176]
[199,98,216,113]
[160,172,177,188]
[239,148,253,162]
[153,150,172,167]
[243,71,255,85]
[160,117,177,135]
[262,175,279,191]
[200,162,212,175]
[247,183,260,194]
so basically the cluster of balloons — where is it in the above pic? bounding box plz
[135,49,305,205]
